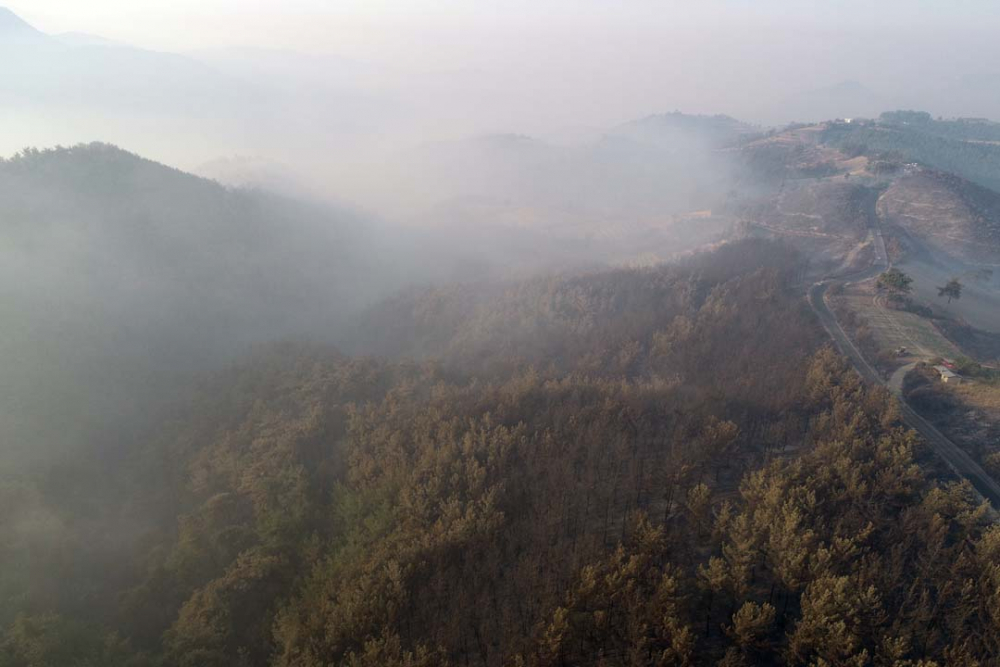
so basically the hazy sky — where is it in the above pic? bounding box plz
[10,1,1000,60]
[11,1,1000,116]
[5,0,1000,173]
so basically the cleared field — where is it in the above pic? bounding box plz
[838,283,963,359]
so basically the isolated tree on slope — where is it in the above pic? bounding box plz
[937,278,963,304]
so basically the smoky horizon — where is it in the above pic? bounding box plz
[4,3,1000,666]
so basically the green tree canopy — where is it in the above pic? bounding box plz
[937,278,963,303]
[876,268,913,295]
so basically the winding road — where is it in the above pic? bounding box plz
[807,205,1000,508]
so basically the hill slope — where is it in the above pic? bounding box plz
[0,143,400,466]
[5,240,1000,666]
[821,112,1000,193]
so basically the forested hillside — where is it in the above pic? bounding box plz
[0,143,413,467]
[821,113,1000,193]
[4,239,998,667]
[7,0,1000,664]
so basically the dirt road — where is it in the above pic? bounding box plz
[807,204,1000,508]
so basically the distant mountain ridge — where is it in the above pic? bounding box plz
[0,6,255,118]
[0,6,37,32]
[0,5,53,45]
[612,111,757,147]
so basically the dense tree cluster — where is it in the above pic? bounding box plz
[877,268,913,296]
[2,240,997,666]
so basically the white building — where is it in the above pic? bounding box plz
[934,365,963,385]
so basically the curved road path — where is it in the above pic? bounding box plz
[807,206,1000,508]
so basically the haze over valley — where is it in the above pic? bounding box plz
[4,3,1000,666]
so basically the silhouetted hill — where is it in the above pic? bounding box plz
[0,8,252,112]
[0,143,401,466]
[0,6,39,34]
